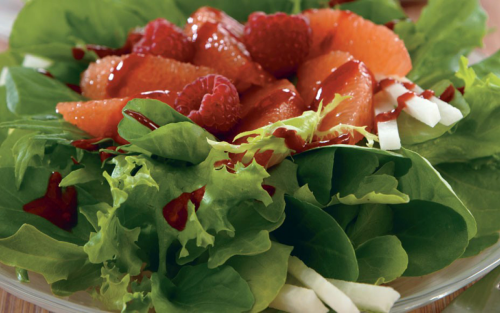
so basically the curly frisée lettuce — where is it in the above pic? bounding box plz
[209,95,378,166]
[0,0,500,312]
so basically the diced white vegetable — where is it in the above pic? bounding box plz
[22,54,53,69]
[327,279,400,313]
[269,284,329,313]
[374,92,401,151]
[411,85,463,126]
[287,256,360,313]
[0,68,7,86]
[384,83,441,127]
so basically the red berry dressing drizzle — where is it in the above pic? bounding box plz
[72,31,143,60]
[23,172,78,231]
[124,110,160,131]
[163,187,206,231]
[375,78,438,123]
[71,137,105,151]
[440,84,456,103]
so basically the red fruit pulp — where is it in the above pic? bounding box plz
[23,172,78,231]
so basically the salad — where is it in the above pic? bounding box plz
[0,0,499,312]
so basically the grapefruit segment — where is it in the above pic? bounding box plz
[303,9,412,77]
[330,11,412,77]
[297,51,353,107]
[303,9,342,60]
[312,60,374,144]
[57,98,129,142]
[81,54,216,100]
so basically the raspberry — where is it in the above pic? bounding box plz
[175,75,241,135]
[133,18,195,62]
[244,12,311,78]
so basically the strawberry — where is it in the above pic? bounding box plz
[185,6,244,40]
[133,18,194,62]
[244,12,311,78]
[175,74,241,135]
[192,21,274,92]
[232,79,306,135]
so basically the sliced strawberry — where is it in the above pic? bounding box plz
[132,18,195,62]
[243,12,311,78]
[297,51,353,107]
[81,54,216,100]
[233,79,306,135]
[57,90,178,142]
[312,60,374,144]
[185,6,244,40]
[175,75,241,135]
[192,22,274,92]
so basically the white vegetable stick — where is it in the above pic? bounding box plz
[327,279,400,313]
[374,92,401,151]
[411,85,463,126]
[22,54,53,69]
[384,83,441,127]
[288,256,360,313]
[269,284,329,313]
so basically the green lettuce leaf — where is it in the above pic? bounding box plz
[4,67,83,116]
[395,0,487,88]
[408,59,500,164]
[227,242,293,313]
[118,99,215,164]
[9,0,148,60]
[338,0,406,24]
[355,235,408,284]
[398,148,477,239]
[151,265,254,313]
[207,201,284,268]
[273,196,359,281]
[293,145,411,205]
[12,132,46,189]
[91,265,132,311]
[345,203,394,247]
[392,200,469,276]
[438,160,500,237]
[0,224,95,284]
[461,233,500,258]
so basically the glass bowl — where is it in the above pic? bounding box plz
[0,239,498,313]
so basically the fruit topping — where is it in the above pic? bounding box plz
[175,74,241,135]
[133,18,195,62]
[244,12,311,78]
[192,21,274,92]
[80,54,216,99]
[312,60,374,144]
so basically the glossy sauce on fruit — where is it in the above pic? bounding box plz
[23,172,78,231]
[312,60,374,144]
